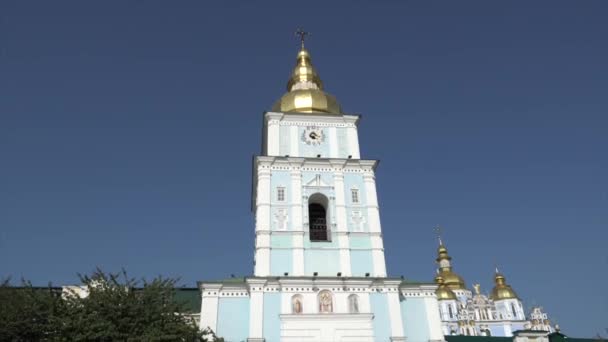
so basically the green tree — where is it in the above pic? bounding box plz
[58,269,205,341]
[0,270,218,341]
[0,278,64,341]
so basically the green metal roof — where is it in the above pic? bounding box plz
[173,288,201,313]
[446,335,512,342]
[445,333,602,342]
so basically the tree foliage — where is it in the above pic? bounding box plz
[0,270,213,341]
[0,278,63,341]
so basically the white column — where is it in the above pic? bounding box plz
[363,171,381,233]
[255,166,271,276]
[424,296,447,342]
[387,290,406,341]
[267,118,280,156]
[364,170,386,277]
[289,125,299,157]
[248,280,266,341]
[333,169,351,276]
[199,284,222,333]
[371,235,387,277]
[290,165,304,276]
[346,125,361,159]
[328,126,338,158]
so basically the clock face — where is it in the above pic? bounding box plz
[302,127,325,145]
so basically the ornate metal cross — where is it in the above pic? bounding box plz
[295,28,310,48]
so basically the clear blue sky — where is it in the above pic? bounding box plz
[1,1,606,337]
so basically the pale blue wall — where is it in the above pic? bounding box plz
[370,293,391,341]
[270,249,292,276]
[350,250,374,276]
[401,297,431,342]
[216,297,250,342]
[303,238,339,248]
[343,173,367,205]
[270,235,292,248]
[349,236,371,248]
[488,325,505,336]
[304,249,340,276]
[263,293,281,342]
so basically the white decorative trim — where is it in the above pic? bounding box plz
[280,313,374,320]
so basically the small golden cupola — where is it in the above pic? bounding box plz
[435,271,457,300]
[434,230,467,290]
[271,30,342,114]
[490,267,519,301]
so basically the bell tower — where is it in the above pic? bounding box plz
[252,35,387,278]
[199,33,447,342]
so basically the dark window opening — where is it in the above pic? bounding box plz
[309,203,328,241]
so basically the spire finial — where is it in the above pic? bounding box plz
[295,28,310,49]
[434,225,443,245]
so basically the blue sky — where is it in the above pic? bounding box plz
[1,1,606,337]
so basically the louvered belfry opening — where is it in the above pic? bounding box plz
[309,203,328,241]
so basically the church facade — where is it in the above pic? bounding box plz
[197,41,554,342]
[432,240,553,337]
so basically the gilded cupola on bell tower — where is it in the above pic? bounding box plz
[271,29,342,114]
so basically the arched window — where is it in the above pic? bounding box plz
[318,290,333,313]
[348,294,359,313]
[448,305,454,319]
[308,193,329,242]
[291,295,303,314]
[511,303,517,318]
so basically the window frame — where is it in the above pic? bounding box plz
[351,188,359,204]
[277,187,285,202]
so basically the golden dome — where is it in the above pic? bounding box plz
[436,242,467,290]
[438,269,467,290]
[435,274,457,300]
[271,47,342,114]
[490,271,519,300]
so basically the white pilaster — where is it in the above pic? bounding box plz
[423,295,447,342]
[248,280,266,340]
[332,168,351,276]
[387,288,406,340]
[266,114,281,156]
[328,126,338,158]
[363,171,381,233]
[290,163,304,276]
[289,125,299,157]
[199,284,222,333]
[363,169,386,277]
[346,125,361,159]
[255,166,271,276]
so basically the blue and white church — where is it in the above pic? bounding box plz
[198,41,445,342]
[197,40,554,342]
